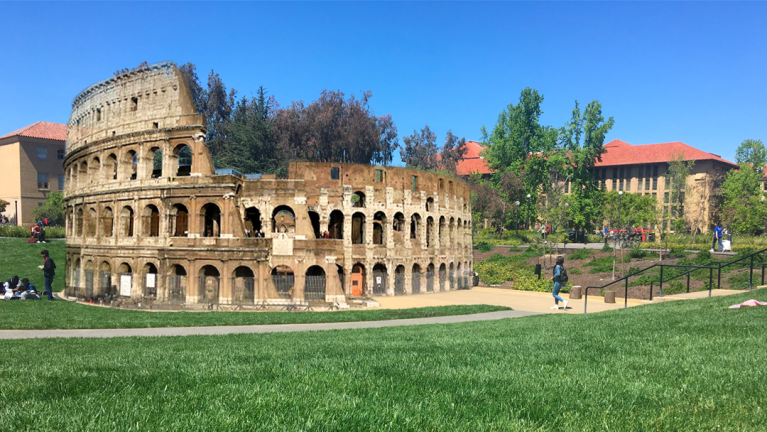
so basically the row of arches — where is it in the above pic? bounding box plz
[67,143,193,190]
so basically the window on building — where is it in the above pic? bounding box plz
[330,167,339,180]
[58,175,64,190]
[619,179,623,191]
[37,173,48,190]
[131,97,138,112]
[36,147,47,159]
[645,178,651,190]
[96,108,101,122]
[665,176,670,188]
[565,182,569,194]
[664,192,669,204]
[375,169,383,182]
[652,178,658,191]
[57,149,65,160]
[411,175,418,191]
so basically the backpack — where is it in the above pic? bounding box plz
[555,265,569,283]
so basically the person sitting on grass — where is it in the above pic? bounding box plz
[3,275,20,300]
[18,278,40,300]
[550,256,568,310]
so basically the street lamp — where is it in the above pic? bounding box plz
[526,194,531,231]
[514,201,520,234]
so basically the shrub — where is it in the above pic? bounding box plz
[568,249,593,260]
[474,254,531,285]
[630,247,647,259]
[601,243,614,253]
[0,225,65,239]
[512,269,568,293]
[586,255,631,273]
[474,241,493,253]
[569,268,584,275]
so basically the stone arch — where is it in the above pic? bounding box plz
[75,207,84,237]
[168,264,188,304]
[372,263,387,295]
[305,265,326,301]
[272,206,295,234]
[439,216,446,245]
[173,144,192,177]
[89,156,101,182]
[118,262,132,297]
[449,217,456,243]
[271,265,295,299]
[201,203,221,237]
[373,211,386,245]
[439,263,447,292]
[232,266,255,304]
[83,259,95,299]
[101,207,114,237]
[142,262,158,298]
[426,197,434,212]
[352,191,366,208]
[457,262,463,289]
[143,204,160,237]
[426,216,434,247]
[86,207,98,237]
[105,153,118,180]
[171,204,189,237]
[329,210,344,239]
[308,210,321,239]
[147,146,163,179]
[98,261,112,297]
[448,262,455,290]
[394,265,406,295]
[410,213,421,239]
[69,164,77,190]
[244,207,262,237]
[120,206,134,237]
[392,212,405,232]
[123,150,137,180]
[352,212,366,244]
[426,263,435,292]
[412,263,422,294]
[78,160,89,186]
[198,265,220,303]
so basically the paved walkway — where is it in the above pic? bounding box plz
[0,310,540,340]
[496,243,737,256]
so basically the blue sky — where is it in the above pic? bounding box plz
[1,2,765,164]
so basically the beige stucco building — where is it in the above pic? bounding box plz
[63,61,473,307]
[0,122,67,224]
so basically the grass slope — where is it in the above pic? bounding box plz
[0,303,508,329]
[2,290,766,431]
[0,237,65,290]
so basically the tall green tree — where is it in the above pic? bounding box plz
[32,192,65,226]
[721,163,767,234]
[439,130,468,174]
[735,139,766,172]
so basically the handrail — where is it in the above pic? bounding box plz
[583,247,767,313]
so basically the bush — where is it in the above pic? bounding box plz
[0,225,65,239]
[474,254,531,285]
[567,249,594,260]
[601,243,613,252]
[630,247,648,259]
[512,269,568,293]
[474,241,494,253]
[569,268,584,275]
[585,255,631,273]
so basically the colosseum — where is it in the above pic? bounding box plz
[63,61,473,308]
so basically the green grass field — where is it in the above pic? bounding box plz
[0,302,508,329]
[2,289,766,431]
[0,237,65,290]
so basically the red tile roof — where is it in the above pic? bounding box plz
[456,140,493,176]
[0,121,67,142]
[597,139,737,168]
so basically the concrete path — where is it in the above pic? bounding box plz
[495,243,737,256]
[0,309,540,340]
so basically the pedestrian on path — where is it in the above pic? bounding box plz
[712,223,723,252]
[551,256,568,310]
[39,250,55,301]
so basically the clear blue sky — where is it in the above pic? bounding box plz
[1,2,765,164]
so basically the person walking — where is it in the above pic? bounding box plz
[39,249,56,301]
[550,256,568,310]
[712,223,723,252]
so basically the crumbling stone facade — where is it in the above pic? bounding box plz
[63,62,473,307]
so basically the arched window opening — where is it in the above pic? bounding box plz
[439,216,446,245]
[352,212,366,244]
[457,218,463,244]
[329,210,344,239]
[232,266,255,304]
[70,165,77,190]
[106,153,117,180]
[272,206,295,234]
[372,263,387,295]
[198,265,220,304]
[305,265,326,301]
[99,261,113,298]
[308,210,321,239]
[449,263,455,290]
[124,150,137,180]
[171,204,189,237]
[373,211,386,245]
[426,216,434,248]
[89,157,101,182]
[143,205,160,237]
[394,265,406,296]
[351,191,366,208]
[143,263,158,298]
[101,207,114,237]
[412,264,422,294]
[457,262,463,289]
[201,203,221,237]
[168,264,187,304]
[426,197,434,212]
[174,144,192,177]
[410,213,421,240]
[118,262,132,297]
[439,263,447,292]
[148,147,163,178]
[336,264,345,293]
[426,263,435,292]
[271,265,294,299]
[83,260,95,300]
[392,212,405,232]
[75,208,84,237]
[74,258,82,291]
[351,263,365,297]
[449,217,456,243]
[244,207,262,237]
[86,207,97,237]
[78,161,89,187]
[120,206,134,237]
[66,211,73,237]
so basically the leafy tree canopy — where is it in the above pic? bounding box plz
[721,163,767,235]
[735,139,766,172]
[32,192,65,226]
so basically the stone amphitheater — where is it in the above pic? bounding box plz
[63,61,473,308]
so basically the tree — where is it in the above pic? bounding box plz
[400,125,438,170]
[0,199,7,213]
[204,69,237,168]
[721,163,767,235]
[32,192,64,226]
[735,139,766,172]
[439,130,468,174]
[178,62,207,115]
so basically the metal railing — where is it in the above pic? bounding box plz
[412,272,421,294]
[167,275,187,305]
[394,272,405,295]
[231,277,255,304]
[304,275,326,301]
[199,275,219,304]
[272,274,294,299]
[426,270,435,292]
[584,248,767,313]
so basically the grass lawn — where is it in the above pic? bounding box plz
[0,302,508,329]
[2,290,766,430]
[0,237,66,291]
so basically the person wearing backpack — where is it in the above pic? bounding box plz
[551,256,568,310]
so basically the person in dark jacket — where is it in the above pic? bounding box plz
[18,278,40,300]
[39,250,55,300]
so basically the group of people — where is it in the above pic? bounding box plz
[28,221,47,243]
[244,229,265,238]
[0,215,10,224]
[2,250,56,301]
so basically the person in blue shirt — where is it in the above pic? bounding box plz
[712,223,723,252]
[550,256,568,310]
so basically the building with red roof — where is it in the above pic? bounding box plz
[454,140,493,177]
[0,121,68,224]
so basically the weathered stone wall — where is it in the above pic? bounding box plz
[63,62,473,307]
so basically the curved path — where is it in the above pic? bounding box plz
[0,310,540,340]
